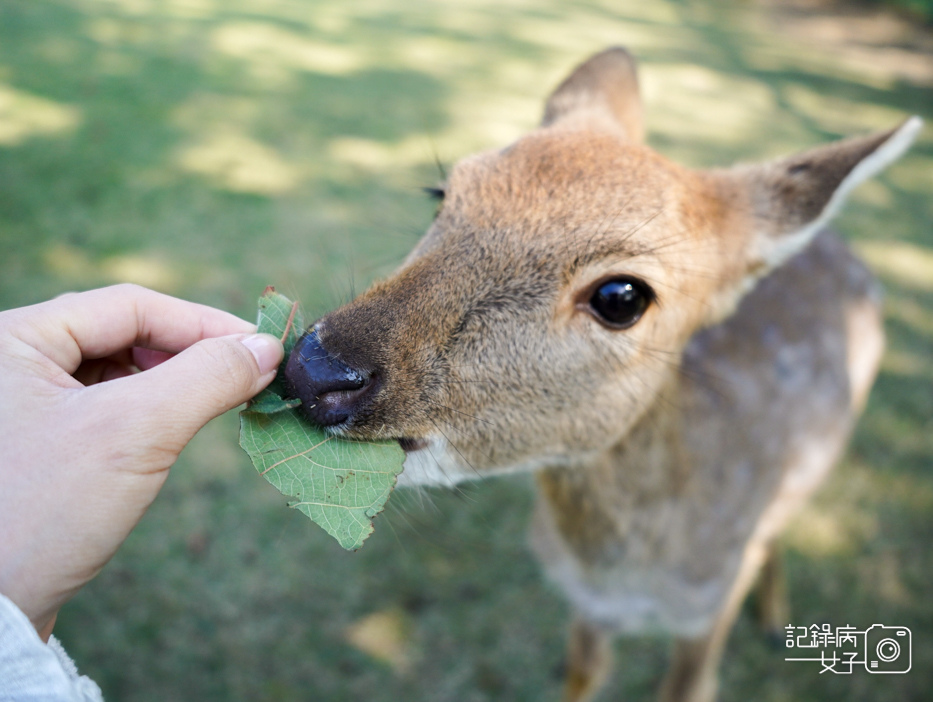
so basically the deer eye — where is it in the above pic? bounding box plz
[589,278,652,329]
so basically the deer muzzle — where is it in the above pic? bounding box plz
[284,327,376,427]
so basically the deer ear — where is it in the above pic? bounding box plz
[542,47,644,142]
[732,117,922,277]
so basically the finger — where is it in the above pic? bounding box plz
[132,347,175,371]
[72,350,135,386]
[100,363,135,383]
[97,333,284,454]
[7,285,256,374]
[72,359,106,386]
[73,347,171,384]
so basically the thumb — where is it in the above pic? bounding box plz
[118,333,284,450]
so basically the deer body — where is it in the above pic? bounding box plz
[532,230,883,639]
[283,48,920,701]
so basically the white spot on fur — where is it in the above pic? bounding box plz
[398,437,579,488]
[398,437,474,488]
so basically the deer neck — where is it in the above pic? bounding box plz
[536,371,688,567]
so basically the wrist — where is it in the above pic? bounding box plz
[36,612,58,642]
[0,572,60,642]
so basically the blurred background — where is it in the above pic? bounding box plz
[1,0,931,699]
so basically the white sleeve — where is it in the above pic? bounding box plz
[0,593,104,702]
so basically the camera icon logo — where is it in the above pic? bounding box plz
[864,624,911,674]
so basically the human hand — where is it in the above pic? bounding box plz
[0,284,284,639]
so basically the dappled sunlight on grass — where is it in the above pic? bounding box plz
[883,347,933,379]
[0,83,80,145]
[886,150,933,193]
[782,85,914,134]
[643,64,778,147]
[328,136,442,171]
[102,253,183,289]
[46,0,933,195]
[85,16,155,45]
[856,241,933,292]
[344,608,414,674]
[783,499,878,557]
[1,0,931,700]
[176,127,302,195]
[43,243,183,291]
[759,0,933,87]
[212,21,367,78]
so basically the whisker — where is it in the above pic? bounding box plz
[427,416,486,484]
[424,398,495,426]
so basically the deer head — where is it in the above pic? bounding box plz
[283,48,920,487]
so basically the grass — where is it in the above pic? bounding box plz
[876,0,933,23]
[0,0,931,700]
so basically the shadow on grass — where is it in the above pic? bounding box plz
[0,0,930,700]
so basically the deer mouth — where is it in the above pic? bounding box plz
[397,435,476,488]
[398,437,429,453]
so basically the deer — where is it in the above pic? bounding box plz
[281,48,922,701]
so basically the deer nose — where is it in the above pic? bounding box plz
[283,329,374,427]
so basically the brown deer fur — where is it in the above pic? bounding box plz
[296,49,921,701]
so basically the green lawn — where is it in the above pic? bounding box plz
[1,0,931,700]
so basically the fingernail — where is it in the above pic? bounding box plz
[240,334,284,375]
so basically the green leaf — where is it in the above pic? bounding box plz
[246,393,302,414]
[238,288,405,550]
[247,285,304,408]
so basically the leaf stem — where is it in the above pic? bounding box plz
[281,300,299,344]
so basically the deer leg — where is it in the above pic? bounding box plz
[564,617,613,702]
[657,623,732,702]
[659,539,773,702]
[755,542,789,646]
